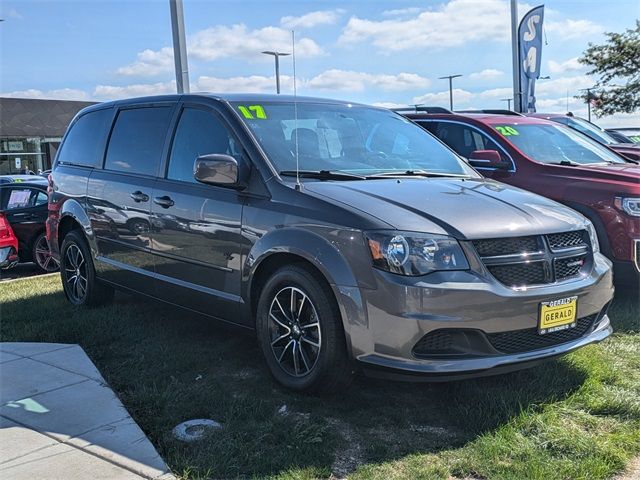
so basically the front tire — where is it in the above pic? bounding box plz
[256,264,354,394]
[60,230,114,306]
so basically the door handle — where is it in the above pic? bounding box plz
[130,191,149,203]
[153,196,175,208]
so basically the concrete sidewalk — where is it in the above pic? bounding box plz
[0,343,173,479]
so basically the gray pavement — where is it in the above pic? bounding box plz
[0,343,173,479]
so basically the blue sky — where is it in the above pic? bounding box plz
[1,0,639,126]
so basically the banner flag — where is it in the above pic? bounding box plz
[518,5,545,112]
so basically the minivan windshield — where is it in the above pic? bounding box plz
[494,123,627,165]
[232,102,478,177]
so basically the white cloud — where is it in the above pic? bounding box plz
[116,47,174,76]
[307,70,430,92]
[116,23,324,78]
[340,0,600,52]
[196,74,293,93]
[548,57,584,75]
[371,101,407,109]
[478,86,513,99]
[412,88,473,107]
[469,69,504,80]
[340,0,513,51]
[93,81,176,100]
[1,88,89,101]
[381,7,424,17]
[545,19,602,40]
[189,24,323,61]
[280,9,344,29]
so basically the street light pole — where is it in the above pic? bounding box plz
[510,0,520,112]
[501,98,512,110]
[169,0,190,94]
[438,74,462,110]
[262,51,291,94]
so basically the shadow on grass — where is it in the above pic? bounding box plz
[1,284,622,478]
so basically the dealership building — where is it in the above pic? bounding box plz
[0,97,95,175]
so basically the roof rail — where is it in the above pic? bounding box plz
[392,106,453,114]
[457,109,525,116]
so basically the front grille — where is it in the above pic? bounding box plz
[547,231,585,250]
[487,314,597,354]
[473,236,540,257]
[472,230,591,288]
[555,254,587,280]
[488,262,546,286]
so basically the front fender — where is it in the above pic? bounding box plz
[245,226,375,289]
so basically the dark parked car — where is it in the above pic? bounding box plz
[607,128,640,145]
[529,113,640,161]
[403,110,640,286]
[48,94,613,393]
[0,178,59,272]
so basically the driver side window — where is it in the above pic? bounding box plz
[168,107,241,183]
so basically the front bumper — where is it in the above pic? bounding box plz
[333,252,614,380]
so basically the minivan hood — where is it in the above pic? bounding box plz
[304,178,587,239]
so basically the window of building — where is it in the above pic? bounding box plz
[105,107,172,176]
[56,108,112,168]
[167,108,240,183]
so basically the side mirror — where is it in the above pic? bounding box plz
[194,154,240,187]
[468,150,511,170]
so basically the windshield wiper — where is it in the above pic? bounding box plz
[367,170,469,178]
[279,170,366,180]
[548,160,581,167]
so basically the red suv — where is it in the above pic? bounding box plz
[402,110,640,287]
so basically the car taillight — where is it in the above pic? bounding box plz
[0,213,12,239]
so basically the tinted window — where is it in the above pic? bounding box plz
[1,187,45,210]
[105,107,172,176]
[168,108,241,183]
[56,108,112,167]
[429,121,509,162]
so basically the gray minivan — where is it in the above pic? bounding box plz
[48,94,614,393]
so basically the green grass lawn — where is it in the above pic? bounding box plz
[1,275,638,479]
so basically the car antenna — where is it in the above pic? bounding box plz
[292,30,301,191]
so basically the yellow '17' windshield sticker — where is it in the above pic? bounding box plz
[495,126,520,136]
[238,105,267,119]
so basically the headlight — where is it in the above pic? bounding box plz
[365,231,469,276]
[585,221,600,253]
[614,197,640,217]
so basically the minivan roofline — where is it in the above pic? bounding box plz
[77,93,371,115]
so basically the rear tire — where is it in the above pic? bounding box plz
[256,264,354,394]
[60,230,114,306]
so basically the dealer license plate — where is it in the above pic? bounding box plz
[538,296,578,335]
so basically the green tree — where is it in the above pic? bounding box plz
[578,21,640,116]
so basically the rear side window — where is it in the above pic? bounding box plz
[56,108,112,167]
[1,187,46,210]
[105,107,172,176]
[427,121,510,162]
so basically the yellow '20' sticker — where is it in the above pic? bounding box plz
[495,126,520,136]
[238,105,267,119]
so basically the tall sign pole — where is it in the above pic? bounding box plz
[510,0,520,112]
[170,0,190,94]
